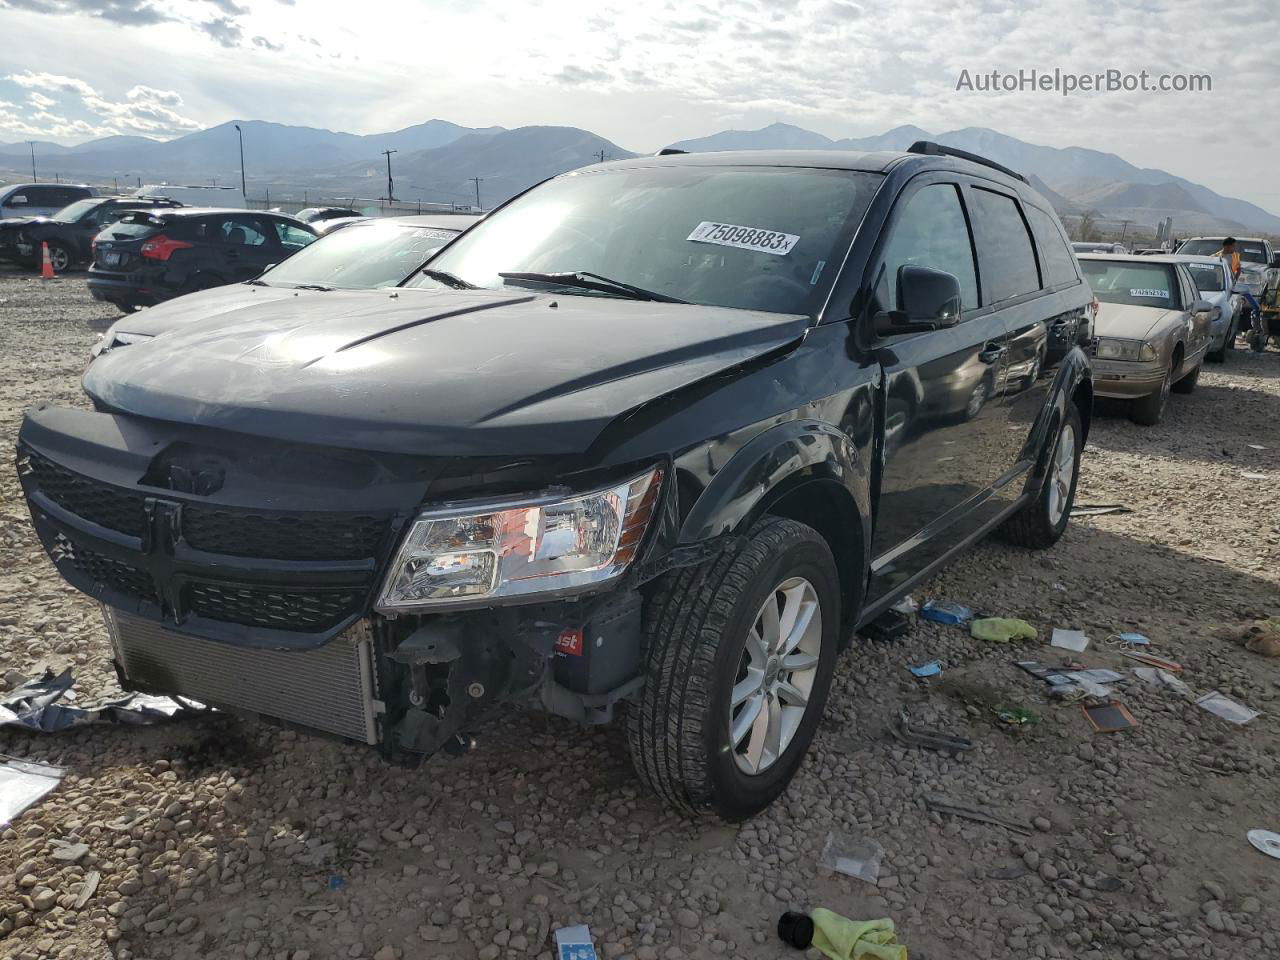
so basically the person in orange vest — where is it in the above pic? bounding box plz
[1217,237,1260,326]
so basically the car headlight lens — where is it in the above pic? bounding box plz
[1095,338,1155,362]
[376,466,663,611]
[91,330,153,358]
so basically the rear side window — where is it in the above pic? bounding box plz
[879,183,979,312]
[99,212,166,240]
[968,188,1041,302]
[224,217,271,247]
[1185,262,1225,293]
[1025,205,1078,287]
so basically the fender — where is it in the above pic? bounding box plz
[1018,345,1093,497]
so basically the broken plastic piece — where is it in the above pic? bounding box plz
[0,668,204,732]
[1050,629,1089,652]
[920,600,973,625]
[1070,503,1132,517]
[889,595,917,615]
[555,924,599,960]
[1082,700,1137,733]
[1196,691,1259,725]
[924,796,1032,834]
[1247,829,1280,860]
[818,831,884,884]
[0,755,65,826]
[908,660,942,678]
[1121,651,1182,672]
[890,710,974,756]
[1132,668,1191,698]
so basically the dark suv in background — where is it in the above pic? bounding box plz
[0,196,184,274]
[87,208,318,310]
[19,143,1092,819]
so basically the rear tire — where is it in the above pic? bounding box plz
[996,403,1082,549]
[1172,362,1200,394]
[46,241,72,274]
[627,517,840,820]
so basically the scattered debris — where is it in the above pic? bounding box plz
[1121,650,1183,672]
[1196,690,1260,726]
[1247,443,1267,450]
[924,796,1032,834]
[793,908,908,960]
[908,660,942,679]
[0,755,65,826]
[1050,628,1090,652]
[889,595,918,615]
[327,874,346,890]
[861,609,912,643]
[74,870,100,910]
[889,710,974,757]
[1132,667,1191,697]
[1221,617,1280,658]
[920,600,973,625]
[1070,503,1132,517]
[0,668,205,732]
[971,617,1037,643]
[555,924,599,960]
[1082,699,1138,733]
[1107,632,1151,647]
[989,865,1031,880]
[993,706,1040,727]
[1247,829,1280,860]
[818,831,884,884]
[1241,472,1268,480]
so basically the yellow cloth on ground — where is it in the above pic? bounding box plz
[810,908,908,960]
[970,617,1037,642]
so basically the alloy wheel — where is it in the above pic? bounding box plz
[1046,422,1077,526]
[729,576,823,775]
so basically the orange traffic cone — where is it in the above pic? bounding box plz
[40,242,55,279]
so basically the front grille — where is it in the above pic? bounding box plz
[107,609,379,744]
[182,507,387,561]
[187,582,362,632]
[56,534,157,603]
[22,448,148,538]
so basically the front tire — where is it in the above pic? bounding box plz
[996,403,1082,549]
[46,241,72,274]
[627,517,840,820]
[1172,361,1200,394]
[1207,319,1234,363]
[1130,360,1172,425]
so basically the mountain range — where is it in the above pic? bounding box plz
[2,119,1275,234]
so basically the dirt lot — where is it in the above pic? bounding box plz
[1,270,1278,960]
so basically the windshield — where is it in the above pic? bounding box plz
[1185,262,1225,293]
[98,212,166,240]
[1179,238,1268,264]
[405,165,880,314]
[261,221,461,289]
[1080,259,1180,308]
[52,199,103,223]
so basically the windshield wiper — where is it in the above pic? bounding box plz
[291,283,334,291]
[419,268,477,290]
[245,278,270,286]
[497,271,687,304]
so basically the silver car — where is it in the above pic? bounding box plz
[1170,254,1242,363]
[1078,254,1214,425]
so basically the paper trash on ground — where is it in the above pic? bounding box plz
[555,925,600,960]
[819,830,884,885]
[0,756,65,826]
[1196,691,1260,725]
[1050,629,1090,652]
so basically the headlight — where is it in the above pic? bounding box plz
[1095,338,1156,362]
[90,331,153,358]
[376,466,663,611]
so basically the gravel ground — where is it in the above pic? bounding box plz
[2,270,1278,960]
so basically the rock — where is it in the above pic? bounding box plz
[1040,863,1059,882]
[452,899,473,919]
[1240,897,1261,914]
[31,887,57,911]
[373,948,399,960]
[50,841,89,863]
[1202,880,1225,901]
[675,908,699,929]
[1034,817,1052,833]
[1023,850,1041,870]
[478,946,500,960]
[495,821,515,835]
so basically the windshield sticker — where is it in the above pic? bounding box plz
[1130,288,1169,298]
[411,229,458,241]
[687,221,800,256]
[809,260,827,285]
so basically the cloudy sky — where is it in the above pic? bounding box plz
[1,0,1277,211]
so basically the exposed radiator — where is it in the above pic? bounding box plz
[104,607,381,744]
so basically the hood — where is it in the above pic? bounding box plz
[83,286,808,457]
[1093,302,1182,340]
[0,216,43,230]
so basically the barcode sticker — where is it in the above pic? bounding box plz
[1130,288,1168,298]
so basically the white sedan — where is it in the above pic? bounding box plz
[1170,254,1241,363]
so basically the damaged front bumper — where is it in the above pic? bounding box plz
[17,404,683,761]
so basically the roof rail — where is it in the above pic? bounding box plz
[656,148,687,156]
[907,140,1027,183]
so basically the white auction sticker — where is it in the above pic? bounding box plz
[1129,288,1168,298]
[687,221,800,256]
[412,229,459,242]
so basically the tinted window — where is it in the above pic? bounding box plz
[1079,259,1180,309]
[220,217,270,246]
[408,166,880,315]
[273,220,317,253]
[264,222,462,289]
[1185,262,1225,293]
[98,212,166,240]
[879,183,979,311]
[968,188,1041,302]
[1025,205,1078,287]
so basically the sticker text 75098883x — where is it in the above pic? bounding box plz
[687,221,800,256]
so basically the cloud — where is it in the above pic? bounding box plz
[1,0,281,50]
[4,71,199,138]
[199,15,243,47]
[204,0,247,14]
[1,0,174,25]
[253,35,283,52]
[27,92,57,109]
[9,71,95,97]
[554,65,612,86]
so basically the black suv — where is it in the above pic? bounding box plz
[0,196,183,274]
[18,144,1092,819]
[86,208,318,310]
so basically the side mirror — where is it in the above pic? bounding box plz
[875,264,963,335]
[1189,300,1214,319]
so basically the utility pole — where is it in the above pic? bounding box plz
[1118,219,1132,244]
[26,141,37,182]
[113,177,118,193]
[595,149,608,163]
[382,149,397,202]
[234,124,247,200]
[469,177,484,210]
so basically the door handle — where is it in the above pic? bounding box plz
[978,343,1006,363]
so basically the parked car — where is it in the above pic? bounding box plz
[1175,236,1278,306]
[0,196,183,273]
[312,216,370,235]
[86,208,318,311]
[1078,254,1214,424]
[1073,241,1128,255]
[1133,248,1165,256]
[134,184,246,209]
[19,143,1093,819]
[1170,254,1241,363]
[295,206,361,224]
[0,182,95,220]
[89,215,482,354]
